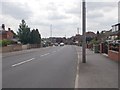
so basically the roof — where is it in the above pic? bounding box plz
[112,23,120,27]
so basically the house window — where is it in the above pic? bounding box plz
[116,25,118,31]
[112,26,115,32]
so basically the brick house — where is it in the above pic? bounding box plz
[109,23,120,40]
[0,24,14,40]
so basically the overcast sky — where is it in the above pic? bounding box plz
[0,0,119,38]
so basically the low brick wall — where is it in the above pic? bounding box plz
[13,45,22,51]
[87,44,93,50]
[1,45,22,53]
[22,45,30,50]
[29,44,41,48]
[108,45,120,61]
[0,44,41,53]
[1,46,13,53]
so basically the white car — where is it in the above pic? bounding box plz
[60,43,64,46]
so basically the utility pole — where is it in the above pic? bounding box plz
[118,1,120,23]
[77,28,79,34]
[82,0,86,63]
[50,24,52,43]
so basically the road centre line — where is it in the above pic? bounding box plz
[40,53,50,57]
[11,48,61,67]
[12,58,35,67]
[52,51,56,53]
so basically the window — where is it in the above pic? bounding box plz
[115,25,118,31]
[112,26,115,32]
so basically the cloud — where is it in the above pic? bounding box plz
[47,11,69,20]
[0,0,118,38]
[1,1,33,20]
[87,11,104,19]
[46,2,58,11]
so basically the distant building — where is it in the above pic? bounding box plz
[86,31,96,38]
[74,34,82,45]
[85,31,96,43]
[0,24,14,40]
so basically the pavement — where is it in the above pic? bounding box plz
[75,46,118,88]
[2,45,118,88]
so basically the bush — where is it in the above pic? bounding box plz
[90,39,100,45]
[0,40,12,47]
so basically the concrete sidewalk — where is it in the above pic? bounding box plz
[76,47,118,88]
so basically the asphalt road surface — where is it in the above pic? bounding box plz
[2,45,78,88]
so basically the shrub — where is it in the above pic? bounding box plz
[0,40,12,47]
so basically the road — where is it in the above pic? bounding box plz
[2,45,78,88]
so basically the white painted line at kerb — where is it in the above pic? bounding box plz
[75,51,80,89]
[12,58,35,67]
[75,74,79,88]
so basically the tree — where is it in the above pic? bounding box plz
[97,31,99,35]
[11,30,17,38]
[95,31,100,41]
[36,29,41,44]
[17,20,31,44]
[30,29,41,44]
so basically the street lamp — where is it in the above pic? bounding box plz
[82,0,86,63]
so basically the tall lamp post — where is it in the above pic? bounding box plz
[82,0,86,63]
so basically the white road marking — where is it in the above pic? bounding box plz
[75,50,80,88]
[52,51,56,53]
[75,74,79,88]
[12,58,35,67]
[41,53,50,57]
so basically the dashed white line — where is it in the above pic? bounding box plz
[41,53,50,57]
[52,51,56,53]
[12,58,35,67]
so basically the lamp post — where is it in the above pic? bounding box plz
[82,0,86,63]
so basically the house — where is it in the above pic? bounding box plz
[85,31,96,43]
[86,31,96,38]
[0,24,14,40]
[109,23,120,40]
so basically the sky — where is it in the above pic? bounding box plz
[0,0,119,38]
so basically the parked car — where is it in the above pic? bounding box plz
[116,40,120,44]
[54,43,59,46]
[60,43,64,46]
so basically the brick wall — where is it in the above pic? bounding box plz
[108,45,120,61]
[108,50,119,61]
[0,44,41,53]
[1,45,22,53]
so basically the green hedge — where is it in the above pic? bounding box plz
[0,40,12,47]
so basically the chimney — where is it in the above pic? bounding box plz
[2,24,5,30]
[8,28,11,31]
